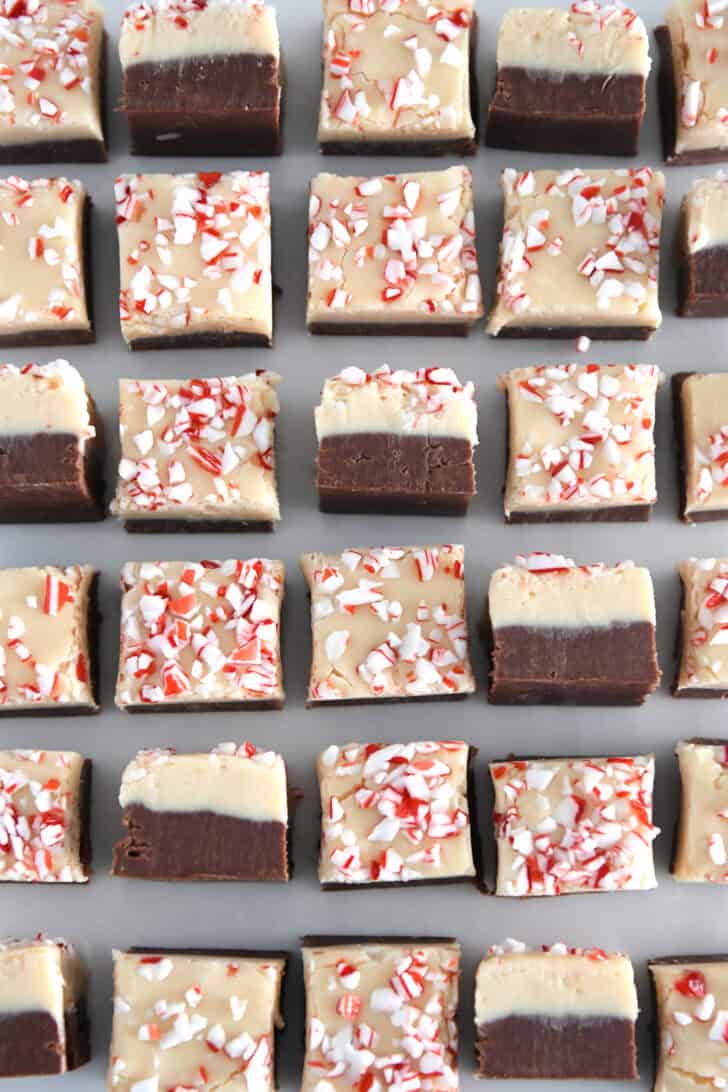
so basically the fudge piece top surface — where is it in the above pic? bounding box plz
[300,544,474,702]
[499,363,660,516]
[684,173,728,252]
[678,558,728,690]
[115,171,272,344]
[120,0,279,67]
[116,558,284,708]
[119,742,287,822]
[301,940,459,1092]
[318,0,474,144]
[674,740,728,882]
[317,740,474,885]
[475,940,638,1022]
[489,553,656,628]
[487,166,664,334]
[495,4,650,77]
[650,957,728,1092]
[110,949,285,1092]
[666,0,728,157]
[315,364,477,442]
[0,748,87,883]
[307,167,483,326]
[0,938,84,1021]
[490,754,658,896]
[680,372,728,516]
[0,177,90,337]
[112,372,279,522]
[0,360,93,438]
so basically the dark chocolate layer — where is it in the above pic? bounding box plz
[680,245,728,317]
[0,422,103,523]
[475,1014,637,1080]
[122,696,282,713]
[0,1002,89,1077]
[506,504,651,524]
[123,518,273,533]
[308,321,472,337]
[656,26,728,164]
[127,330,271,350]
[491,323,655,341]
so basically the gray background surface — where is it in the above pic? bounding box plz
[1,0,726,1088]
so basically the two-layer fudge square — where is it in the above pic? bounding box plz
[650,957,728,1092]
[315,365,477,514]
[486,4,651,156]
[116,171,273,349]
[487,166,664,340]
[674,372,728,520]
[120,0,282,156]
[486,553,660,704]
[307,167,483,335]
[673,740,728,883]
[675,558,728,695]
[0,177,92,346]
[300,544,474,704]
[301,939,460,1092]
[317,740,476,887]
[0,565,97,714]
[0,938,89,1077]
[109,949,286,1092]
[0,360,102,522]
[112,742,290,881]
[115,559,284,711]
[679,175,728,315]
[111,373,280,531]
[0,0,105,164]
[318,0,476,155]
[475,940,639,1079]
[0,749,91,883]
[499,363,661,522]
[490,754,659,896]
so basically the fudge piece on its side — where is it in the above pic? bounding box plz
[675,558,728,696]
[679,175,728,316]
[650,957,728,1092]
[674,372,728,521]
[673,739,728,883]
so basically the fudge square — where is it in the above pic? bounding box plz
[674,373,728,521]
[301,939,460,1092]
[318,0,476,156]
[650,957,728,1092]
[675,558,728,695]
[486,3,651,157]
[490,754,659,896]
[109,949,286,1092]
[115,171,272,350]
[316,740,476,887]
[307,167,483,336]
[315,364,477,515]
[0,565,97,714]
[115,558,284,711]
[486,553,660,705]
[119,0,282,156]
[112,372,280,531]
[0,360,102,523]
[0,749,91,883]
[487,166,664,340]
[475,940,639,1079]
[679,175,728,316]
[0,0,105,165]
[499,363,661,522]
[300,544,475,704]
[673,740,728,883]
[112,742,290,881]
[0,177,92,347]
[0,938,89,1078]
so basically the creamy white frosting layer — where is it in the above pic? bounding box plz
[120,0,279,66]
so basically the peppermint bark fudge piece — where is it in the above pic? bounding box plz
[490,754,659,896]
[119,0,282,156]
[300,544,474,704]
[486,553,660,704]
[307,167,483,336]
[112,742,290,881]
[109,949,286,1092]
[318,0,476,155]
[500,363,661,522]
[475,940,639,1078]
[0,177,93,347]
[487,166,664,340]
[115,559,284,712]
[315,365,477,515]
[112,373,279,531]
[0,565,97,715]
[0,938,89,1077]
[673,740,728,882]
[674,372,728,521]
[675,558,728,696]
[317,740,476,888]
[0,360,102,522]
[650,957,728,1092]
[486,3,651,156]
[301,938,460,1092]
[679,175,728,316]
[116,171,273,349]
[0,0,105,164]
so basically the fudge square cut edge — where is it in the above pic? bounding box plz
[674,372,728,521]
[112,741,290,881]
[673,739,728,883]
[675,558,728,696]
[474,939,639,1079]
[486,553,661,705]
[115,558,285,711]
[679,175,728,317]
[649,956,728,1092]
[300,544,475,704]
[489,753,659,896]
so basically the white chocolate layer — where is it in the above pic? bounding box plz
[673,740,728,883]
[120,0,279,66]
[666,0,728,158]
[0,361,93,438]
[0,939,84,1036]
